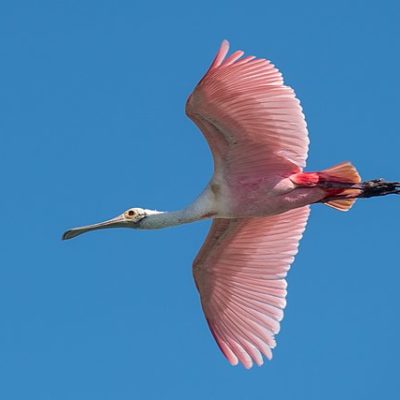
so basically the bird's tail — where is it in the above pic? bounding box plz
[292,161,400,211]
[319,162,361,211]
[318,162,400,211]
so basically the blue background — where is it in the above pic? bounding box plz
[1,1,399,399]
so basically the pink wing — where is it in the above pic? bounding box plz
[193,206,310,368]
[186,40,309,179]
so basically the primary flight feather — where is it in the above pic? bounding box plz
[63,40,400,368]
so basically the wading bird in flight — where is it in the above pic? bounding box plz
[63,40,399,368]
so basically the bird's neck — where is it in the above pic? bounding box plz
[138,209,204,229]
[139,186,216,230]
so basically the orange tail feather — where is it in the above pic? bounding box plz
[320,162,361,211]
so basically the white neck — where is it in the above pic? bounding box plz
[138,186,216,230]
[138,209,203,229]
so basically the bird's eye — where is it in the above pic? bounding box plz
[128,210,135,216]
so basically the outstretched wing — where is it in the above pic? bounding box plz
[193,206,310,368]
[186,40,309,179]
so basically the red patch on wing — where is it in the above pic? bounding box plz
[290,172,320,186]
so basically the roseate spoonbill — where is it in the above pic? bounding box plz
[63,40,400,368]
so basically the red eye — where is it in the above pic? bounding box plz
[128,210,135,216]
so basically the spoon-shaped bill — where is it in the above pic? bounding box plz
[62,215,126,240]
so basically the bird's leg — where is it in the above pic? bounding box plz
[319,179,400,201]
[357,179,400,198]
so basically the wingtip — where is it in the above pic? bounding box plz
[209,39,230,70]
[221,39,230,49]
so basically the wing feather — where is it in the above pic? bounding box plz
[186,40,309,178]
[193,206,310,368]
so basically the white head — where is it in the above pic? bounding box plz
[62,207,150,240]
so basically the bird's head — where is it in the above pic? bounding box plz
[62,207,148,240]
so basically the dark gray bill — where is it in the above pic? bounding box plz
[62,215,126,240]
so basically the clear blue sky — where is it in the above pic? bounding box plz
[1,1,399,399]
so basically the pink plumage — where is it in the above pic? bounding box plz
[194,207,310,368]
[186,41,361,367]
[63,40,400,368]
[187,41,314,367]
[186,39,309,176]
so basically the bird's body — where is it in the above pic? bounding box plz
[63,41,400,368]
